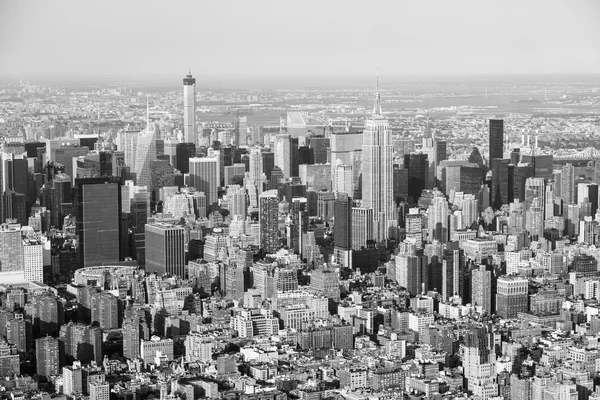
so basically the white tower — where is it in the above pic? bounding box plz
[183,71,196,145]
[361,77,394,241]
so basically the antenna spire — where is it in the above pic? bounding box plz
[373,70,382,116]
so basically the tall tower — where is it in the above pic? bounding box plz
[74,177,122,267]
[561,163,575,204]
[189,157,220,206]
[259,190,279,254]
[183,71,196,145]
[362,78,394,241]
[489,119,504,164]
[249,147,264,192]
[134,123,157,189]
[428,195,449,243]
[333,194,352,267]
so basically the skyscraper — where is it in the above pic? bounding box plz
[175,142,196,174]
[561,163,575,204]
[489,119,504,163]
[259,190,279,254]
[183,71,196,145]
[189,157,220,206]
[74,177,122,267]
[491,158,510,210]
[351,207,374,250]
[471,265,492,314]
[404,153,428,203]
[289,197,308,254]
[235,114,247,148]
[249,147,264,192]
[134,124,158,188]
[275,134,292,179]
[50,173,72,228]
[428,195,449,243]
[0,222,23,273]
[145,222,185,277]
[362,80,394,241]
[23,239,43,282]
[333,194,352,267]
[36,336,60,378]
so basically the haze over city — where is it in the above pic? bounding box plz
[1,0,600,85]
[2,2,600,400]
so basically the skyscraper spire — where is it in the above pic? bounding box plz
[373,73,382,116]
[146,94,150,130]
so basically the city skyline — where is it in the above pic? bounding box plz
[1,0,600,80]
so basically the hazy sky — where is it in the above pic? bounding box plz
[1,0,599,79]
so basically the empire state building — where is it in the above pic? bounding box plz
[362,80,394,240]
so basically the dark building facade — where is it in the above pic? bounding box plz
[74,177,122,267]
[489,119,504,163]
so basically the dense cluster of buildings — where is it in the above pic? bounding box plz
[0,73,600,400]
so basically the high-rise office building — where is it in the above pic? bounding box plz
[289,197,308,253]
[262,151,275,181]
[235,114,247,148]
[561,163,575,204]
[50,173,72,228]
[524,177,545,206]
[183,72,196,145]
[462,326,497,396]
[362,82,394,240]
[564,203,580,238]
[496,275,528,319]
[259,190,279,254]
[117,126,141,170]
[275,134,292,179]
[489,119,504,163]
[471,265,492,314]
[404,153,428,203]
[249,147,263,192]
[74,177,122,267]
[422,134,447,188]
[395,252,423,296]
[525,197,544,239]
[491,158,510,210]
[351,207,374,250]
[145,223,185,277]
[2,189,26,226]
[134,124,158,188]
[226,185,247,218]
[23,239,43,282]
[175,142,196,174]
[428,195,449,243]
[333,194,352,267]
[0,223,23,273]
[442,243,464,301]
[577,182,599,216]
[36,336,60,378]
[189,157,219,206]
